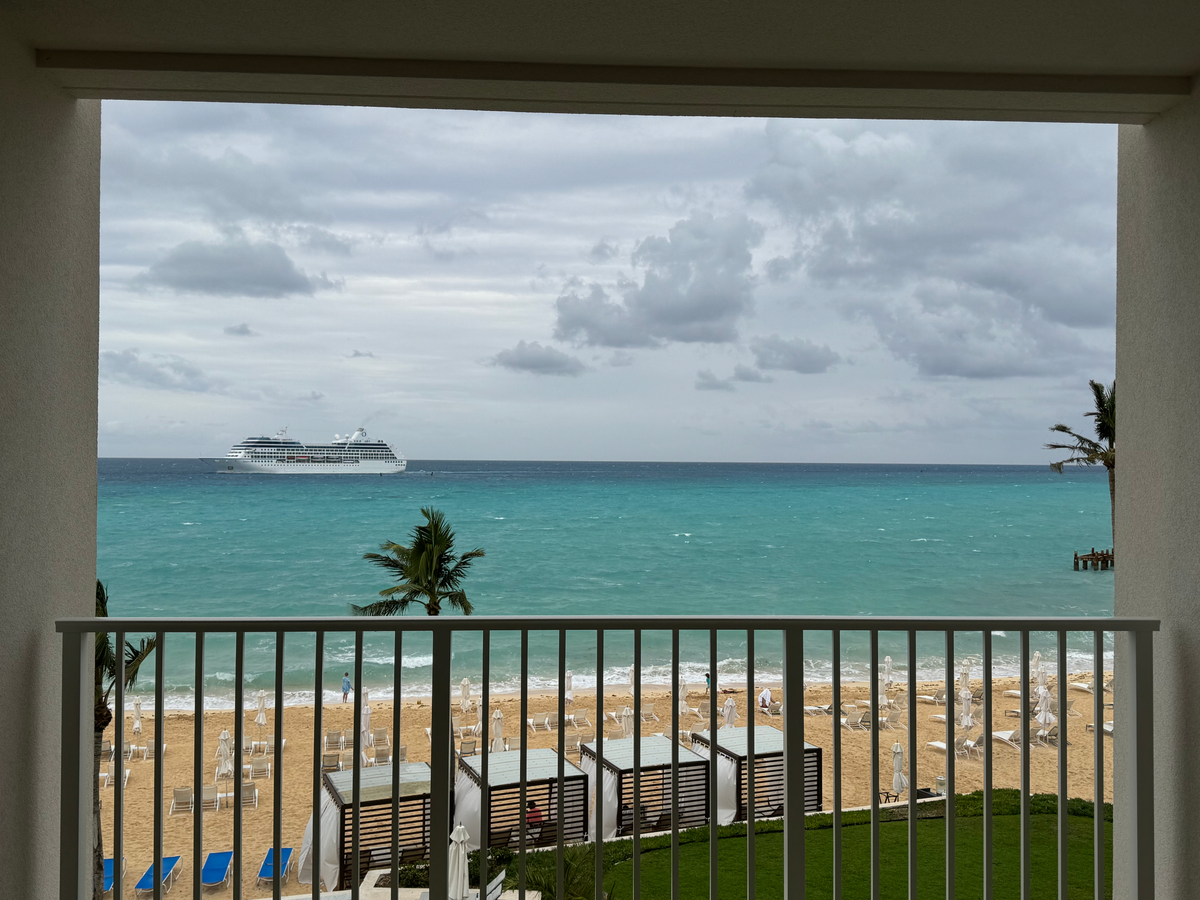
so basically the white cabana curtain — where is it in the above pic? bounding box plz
[579,754,621,840]
[297,788,341,890]
[454,769,485,850]
[690,741,737,825]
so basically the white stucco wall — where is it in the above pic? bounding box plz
[0,32,100,900]
[1116,85,1200,900]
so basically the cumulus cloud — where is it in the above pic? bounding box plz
[554,211,763,348]
[750,335,842,374]
[348,350,376,358]
[732,364,772,383]
[491,341,586,376]
[100,349,225,393]
[588,239,619,263]
[223,323,257,337]
[695,369,735,391]
[139,236,340,297]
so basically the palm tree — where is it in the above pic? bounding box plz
[93,581,156,900]
[355,507,485,616]
[1046,379,1116,541]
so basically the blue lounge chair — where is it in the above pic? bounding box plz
[256,847,293,886]
[134,856,182,896]
[102,858,125,894]
[200,851,233,889]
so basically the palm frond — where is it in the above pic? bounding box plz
[123,638,157,689]
[351,597,422,617]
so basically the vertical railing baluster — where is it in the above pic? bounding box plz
[59,630,89,900]
[870,631,880,900]
[670,630,680,900]
[352,631,363,900]
[1020,632,1030,900]
[944,630,954,900]
[115,631,126,900]
[154,632,165,900]
[557,629,566,900]
[274,632,285,900]
[478,630,487,900]
[391,630,401,900]
[1093,631,1103,900]
[632,629,642,900]
[709,629,718,900]
[429,626,452,900]
[519,629,529,897]
[746,629,756,900]
[313,631,323,900]
[193,632,204,900]
[1057,630,1068,900]
[783,626,805,900]
[907,630,917,900]
[595,630,605,900]
[1128,628,1155,900]
[234,633,244,900]
[983,630,993,900]
[832,630,841,900]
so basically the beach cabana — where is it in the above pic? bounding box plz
[298,762,432,890]
[454,748,589,851]
[579,735,708,839]
[691,726,822,823]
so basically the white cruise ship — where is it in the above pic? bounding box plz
[201,427,407,474]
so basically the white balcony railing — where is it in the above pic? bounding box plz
[58,615,1158,900]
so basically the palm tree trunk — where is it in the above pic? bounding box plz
[93,725,104,900]
[1108,464,1116,546]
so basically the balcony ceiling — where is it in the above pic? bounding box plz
[8,0,1200,122]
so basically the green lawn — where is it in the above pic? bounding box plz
[605,814,1112,900]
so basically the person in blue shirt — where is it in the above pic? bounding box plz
[342,672,352,703]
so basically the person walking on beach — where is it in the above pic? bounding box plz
[705,672,711,694]
[342,672,352,703]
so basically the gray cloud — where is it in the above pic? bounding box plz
[554,211,764,348]
[349,350,376,358]
[491,341,586,376]
[100,348,224,393]
[695,369,735,391]
[751,334,842,374]
[732,363,772,383]
[140,236,340,297]
[588,239,619,263]
[223,323,257,337]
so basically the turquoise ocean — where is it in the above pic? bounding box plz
[97,459,1115,709]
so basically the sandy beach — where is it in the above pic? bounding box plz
[99,673,1112,898]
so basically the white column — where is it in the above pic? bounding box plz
[0,32,101,900]
[1116,83,1200,900]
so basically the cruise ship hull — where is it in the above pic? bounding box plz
[201,458,407,474]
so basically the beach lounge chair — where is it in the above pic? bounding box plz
[134,856,182,896]
[963,730,985,758]
[572,731,595,758]
[879,708,907,730]
[505,737,521,753]
[1037,724,1066,747]
[762,702,784,717]
[545,711,560,731]
[143,743,167,762]
[459,738,477,757]
[340,751,356,770]
[241,781,258,808]
[452,716,471,738]
[263,734,285,754]
[991,730,1023,750]
[1085,721,1115,735]
[1002,689,1023,698]
[840,709,866,731]
[169,787,193,816]
[200,784,219,811]
[476,868,506,900]
[100,739,114,762]
[925,736,968,757]
[1069,679,1097,693]
[241,735,253,754]
[606,727,625,741]
[200,851,233,888]
[249,757,271,780]
[102,762,130,789]
[324,730,343,751]
[372,727,390,748]
[915,687,945,705]
[373,746,391,766]
[526,713,545,732]
[396,743,408,762]
[321,752,340,773]
[103,858,126,894]
[256,847,294,886]
[640,704,659,723]
[343,731,357,751]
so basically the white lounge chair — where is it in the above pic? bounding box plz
[262,734,286,754]
[1069,680,1097,693]
[878,708,907,730]
[915,688,945,705]
[373,746,391,766]
[169,787,193,816]
[639,704,659,723]
[102,762,130,789]
[241,781,258,808]
[324,730,343,751]
[991,729,1023,750]
[925,736,968,757]
[1085,721,1115,735]
[249,757,271,780]
[142,743,167,762]
[372,727,390,748]
[200,784,219,810]
[840,709,867,731]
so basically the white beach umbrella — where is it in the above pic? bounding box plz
[217,728,232,759]
[362,687,369,704]
[883,656,893,687]
[679,673,687,698]
[679,697,692,719]
[215,739,235,784]
[362,702,372,743]
[959,663,971,695]
[132,698,143,735]
[360,720,372,768]
[448,823,471,900]
[959,689,974,729]
[1036,666,1048,690]
[892,743,908,796]
[1035,686,1056,729]
[490,709,505,753]
[620,706,635,738]
[721,697,738,729]
[255,690,268,730]
[459,678,471,715]
[628,664,636,697]
[1031,651,1043,682]
[564,670,574,705]
[475,701,486,737]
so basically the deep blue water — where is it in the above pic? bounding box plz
[97,459,1114,707]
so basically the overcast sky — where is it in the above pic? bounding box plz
[99,102,1116,463]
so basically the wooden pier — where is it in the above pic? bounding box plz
[1074,547,1114,570]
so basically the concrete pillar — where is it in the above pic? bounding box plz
[0,33,101,900]
[1116,83,1200,900]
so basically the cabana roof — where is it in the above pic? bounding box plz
[581,734,705,772]
[323,762,431,805]
[459,748,584,787]
[692,726,816,760]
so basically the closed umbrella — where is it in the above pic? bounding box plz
[959,663,971,695]
[255,690,267,734]
[883,656,893,687]
[362,701,372,745]
[360,720,372,768]
[1035,686,1056,729]
[564,670,574,705]
[474,701,485,738]
[721,697,738,729]
[459,678,471,715]
[132,698,143,735]
[1031,651,1043,684]
[448,823,471,900]
[217,728,232,759]
[620,706,635,738]
[215,739,234,801]
[959,688,973,729]
[490,709,505,753]
[892,743,908,796]
[679,673,687,699]
[628,664,636,697]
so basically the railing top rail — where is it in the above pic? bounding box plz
[56,614,1159,633]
